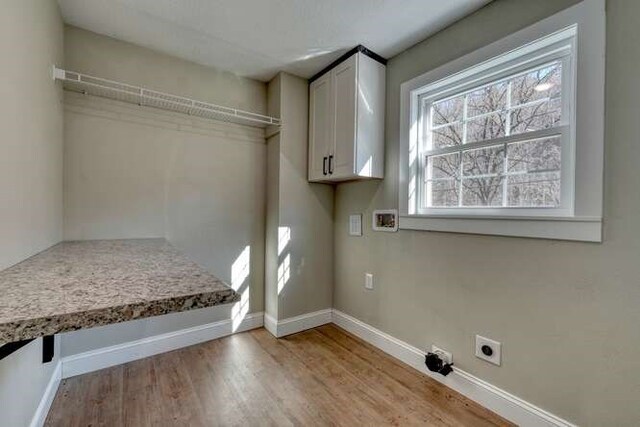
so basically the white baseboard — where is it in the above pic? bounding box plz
[61,311,264,379]
[332,310,576,427]
[264,312,278,336]
[29,361,61,427]
[264,308,332,338]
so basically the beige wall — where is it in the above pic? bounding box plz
[334,0,640,425]
[64,26,266,115]
[0,1,64,271]
[0,1,64,425]
[62,27,267,352]
[265,73,334,320]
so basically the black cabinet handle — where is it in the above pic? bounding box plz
[323,156,328,175]
[328,155,334,174]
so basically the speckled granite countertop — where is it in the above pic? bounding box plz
[0,239,239,345]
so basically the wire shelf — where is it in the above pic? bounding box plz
[53,67,281,129]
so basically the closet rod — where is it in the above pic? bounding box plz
[52,66,281,129]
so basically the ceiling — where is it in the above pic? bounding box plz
[57,0,491,82]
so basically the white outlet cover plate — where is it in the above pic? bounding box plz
[475,335,501,366]
[431,345,452,365]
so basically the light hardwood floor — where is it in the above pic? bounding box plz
[45,324,513,426]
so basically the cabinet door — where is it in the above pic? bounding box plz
[308,72,333,181]
[331,54,357,179]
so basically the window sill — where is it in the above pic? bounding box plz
[399,215,602,242]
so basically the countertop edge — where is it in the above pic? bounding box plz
[0,288,240,346]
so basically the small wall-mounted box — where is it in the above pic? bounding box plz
[372,209,398,232]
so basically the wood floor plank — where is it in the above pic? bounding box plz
[302,329,460,426]
[249,328,362,426]
[221,332,330,425]
[91,365,124,426]
[280,329,431,426]
[315,324,513,426]
[179,342,250,426]
[201,336,294,426]
[152,349,208,426]
[121,358,165,427]
[45,325,513,427]
[45,372,92,427]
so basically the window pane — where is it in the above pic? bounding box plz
[427,152,460,180]
[466,113,506,143]
[507,171,560,207]
[510,98,561,135]
[462,145,505,177]
[427,180,459,207]
[467,82,508,117]
[461,145,505,207]
[461,177,505,207]
[507,137,561,173]
[431,123,463,149]
[432,96,463,126]
[426,153,460,207]
[506,137,561,207]
[511,62,562,106]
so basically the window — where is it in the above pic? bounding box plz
[417,30,574,217]
[399,0,605,241]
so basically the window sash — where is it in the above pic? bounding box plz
[411,35,573,105]
[429,94,558,132]
[422,132,565,209]
[418,128,571,215]
[414,49,574,216]
[420,57,569,155]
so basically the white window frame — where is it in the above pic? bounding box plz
[417,44,574,217]
[399,0,605,242]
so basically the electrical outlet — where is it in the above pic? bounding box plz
[431,345,452,365]
[475,335,501,366]
[364,273,373,290]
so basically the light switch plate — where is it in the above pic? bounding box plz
[349,214,362,236]
[365,273,374,290]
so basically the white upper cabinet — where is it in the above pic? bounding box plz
[308,49,385,182]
